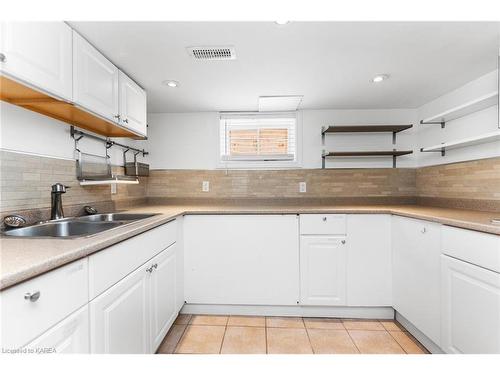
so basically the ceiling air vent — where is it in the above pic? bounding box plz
[186,46,236,60]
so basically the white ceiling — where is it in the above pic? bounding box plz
[69,22,499,113]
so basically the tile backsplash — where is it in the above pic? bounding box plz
[1,150,499,214]
[146,168,417,199]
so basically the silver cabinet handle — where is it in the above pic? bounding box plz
[113,114,120,120]
[146,266,153,273]
[152,263,158,269]
[322,217,327,222]
[421,227,427,234]
[24,291,40,302]
[123,119,129,124]
[341,240,346,245]
[0,53,6,63]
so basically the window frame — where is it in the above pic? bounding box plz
[216,111,302,169]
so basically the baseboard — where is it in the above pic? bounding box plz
[395,311,444,354]
[181,303,394,319]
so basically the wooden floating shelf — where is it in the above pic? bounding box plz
[322,124,413,134]
[323,150,413,157]
[321,150,413,168]
[420,130,500,156]
[0,75,143,139]
[321,124,413,146]
[420,91,498,127]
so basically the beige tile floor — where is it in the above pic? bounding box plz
[156,314,428,354]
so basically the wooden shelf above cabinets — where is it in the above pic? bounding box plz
[322,124,413,134]
[0,75,143,139]
[321,150,413,168]
[321,124,413,146]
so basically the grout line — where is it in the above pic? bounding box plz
[218,317,229,354]
[344,329,361,354]
[387,330,410,354]
[265,316,268,354]
[302,318,315,354]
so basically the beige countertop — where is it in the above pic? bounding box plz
[1,202,499,291]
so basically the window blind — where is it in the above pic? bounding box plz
[219,113,297,162]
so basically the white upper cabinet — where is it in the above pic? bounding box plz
[73,31,119,123]
[0,21,72,100]
[119,70,147,136]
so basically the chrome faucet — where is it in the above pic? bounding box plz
[51,183,70,220]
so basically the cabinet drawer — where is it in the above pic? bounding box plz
[0,258,88,349]
[300,214,346,235]
[442,226,500,273]
[89,220,177,299]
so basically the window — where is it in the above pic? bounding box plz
[219,112,299,168]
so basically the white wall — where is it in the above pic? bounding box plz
[147,109,418,170]
[416,70,499,167]
[0,101,148,165]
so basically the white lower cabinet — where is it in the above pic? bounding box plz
[392,216,441,346]
[90,261,150,354]
[90,243,178,354]
[300,236,347,305]
[24,306,89,354]
[149,244,178,352]
[184,215,300,305]
[346,215,392,306]
[441,255,500,354]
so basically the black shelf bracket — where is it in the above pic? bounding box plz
[420,147,446,157]
[420,119,446,129]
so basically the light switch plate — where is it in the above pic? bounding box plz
[299,181,307,193]
[202,181,210,192]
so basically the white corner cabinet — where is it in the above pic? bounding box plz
[0,21,73,100]
[392,215,442,346]
[0,21,147,138]
[0,219,180,354]
[440,226,500,354]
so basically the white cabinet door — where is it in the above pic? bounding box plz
[184,215,300,305]
[149,244,177,352]
[441,255,500,354]
[0,22,72,100]
[300,236,347,305]
[73,31,119,122]
[119,70,147,136]
[392,216,441,346]
[90,263,150,354]
[346,214,392,306]
[24,306,89,354]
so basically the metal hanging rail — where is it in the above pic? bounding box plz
[70,126,149,156]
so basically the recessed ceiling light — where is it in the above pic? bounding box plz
[275,20,289,25]
[371,74,390,83]
[163,80,179,88]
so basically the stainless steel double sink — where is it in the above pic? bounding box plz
[2,213,158,238]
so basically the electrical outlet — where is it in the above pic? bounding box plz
[111,184,117,194]
[202,181,210,192]
[299,181,307,193]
